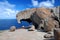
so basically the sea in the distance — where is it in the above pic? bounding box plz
[0,19,32,30]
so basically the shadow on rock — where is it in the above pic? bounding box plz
[44,38,55,40]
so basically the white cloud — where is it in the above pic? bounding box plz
[32,0,38,7]
[39,1,54,8]
[0,1,19,19]
[0,1,15,9]
[31,0,55,8]
[25,8,30,10]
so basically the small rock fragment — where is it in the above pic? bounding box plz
[28,25,35,31]
[44,34,53,38]
[10,26,16,32]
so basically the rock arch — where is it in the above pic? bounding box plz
[16,8,59,31]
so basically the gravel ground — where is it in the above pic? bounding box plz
[0,29,47,40]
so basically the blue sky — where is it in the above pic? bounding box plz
[0,0,60,19]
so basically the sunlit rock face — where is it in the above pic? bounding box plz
[16,8,36,23]
[30,8,52,29]
[16,7,59,31]
[50,6,60,28]
[52,6,60,20]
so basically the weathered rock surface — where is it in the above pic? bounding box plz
[16,6,59,32]
[16,8,36,23]
[28,25,35,31]
[51,6,60,21]
[54,28,60,40]
[0,29,46,40]
[44,34,53,38]
[44,18,59,32]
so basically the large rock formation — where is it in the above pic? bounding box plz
[16,7,59,32]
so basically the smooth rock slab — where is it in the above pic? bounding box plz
[0,29,46,40]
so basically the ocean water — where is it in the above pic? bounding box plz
[0,19,32,30]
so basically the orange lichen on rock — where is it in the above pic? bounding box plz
[36,8,52,19]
